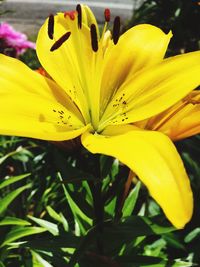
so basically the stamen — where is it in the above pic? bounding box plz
[48,14,54,40]
[113,16,121,45]
[76,4,82,29]
[50,32,71,52]
[90,24,98,52]
[185,97,200,105]
[104,8,111,22]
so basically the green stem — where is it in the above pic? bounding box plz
[88,156,104,254]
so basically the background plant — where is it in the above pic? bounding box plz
[126,0,200,55]
[0,1,200,266]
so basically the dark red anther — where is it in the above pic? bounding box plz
[50,32,71,52]
[113,16,121,45]
[90,24,98,52]
[76,4,82,29]
[48,14,54,40]
[64,11,76,20]
[104,8,111,22]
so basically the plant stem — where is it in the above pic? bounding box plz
[115,170,135,220]
[88,155,104,254]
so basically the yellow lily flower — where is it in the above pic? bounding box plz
[136,90,200,141]
[0,4,200,229]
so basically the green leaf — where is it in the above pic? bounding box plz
[82,181,93,205]
[58,173,92,233]
[100,155,114,179]
[102,217,154,254]
[122,182,141,217]
[0,262,5,267]
[101,216,174,255]
[184,227,200,243]
[59,213,69,232]
[0,184,31,215]
[172,261,193,267]
[1,226,46,247]
[0,216,31,226]
[0,173,30,189]
[28,216,59,236]
[32,250,54,267]
[116,255,165,267]
[0,146,34,164]
[143,217,174,235]
[46,206,62,223]
[68,227,97,267]
[12,148,33,162]
[162,233,186,250]
[25,234,81,250]
[105,197,116,216]
[144,238,166,257]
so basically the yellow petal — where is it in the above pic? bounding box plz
[146,91,200,141]
[0,53,82,120]
[36,12,92,122]
[0,92,89,141]
[82,128,193,228]
[100,24,172,112]
[100,51,200,128]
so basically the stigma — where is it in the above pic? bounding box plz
[48,5,122,54]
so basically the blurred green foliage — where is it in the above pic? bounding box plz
[126,0,200,54]
[0,0,8,16]
[20,48,40,70]
[1,134,199,266]
[0,1,200,266]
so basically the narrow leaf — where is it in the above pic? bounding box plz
[0,184,31,214]
[1,226,46,247]
[58,173,92,231]
[0,173,30,189]
[32,250,54,267]
[0,216,31,226]
[28,216,59,236]
[122,182,141,217]
[184,227,200,243]
[46,206,62,223]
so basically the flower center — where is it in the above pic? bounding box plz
[47,5,122,132]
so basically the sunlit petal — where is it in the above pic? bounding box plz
[0,53,82,120]
[100,51,200,129]
[0,93,89,141]
[82,128,193,228]
[37,12,92,122]
[100,24,172,113]
[146,91,200,141]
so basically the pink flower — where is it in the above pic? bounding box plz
[0,22,35,56]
